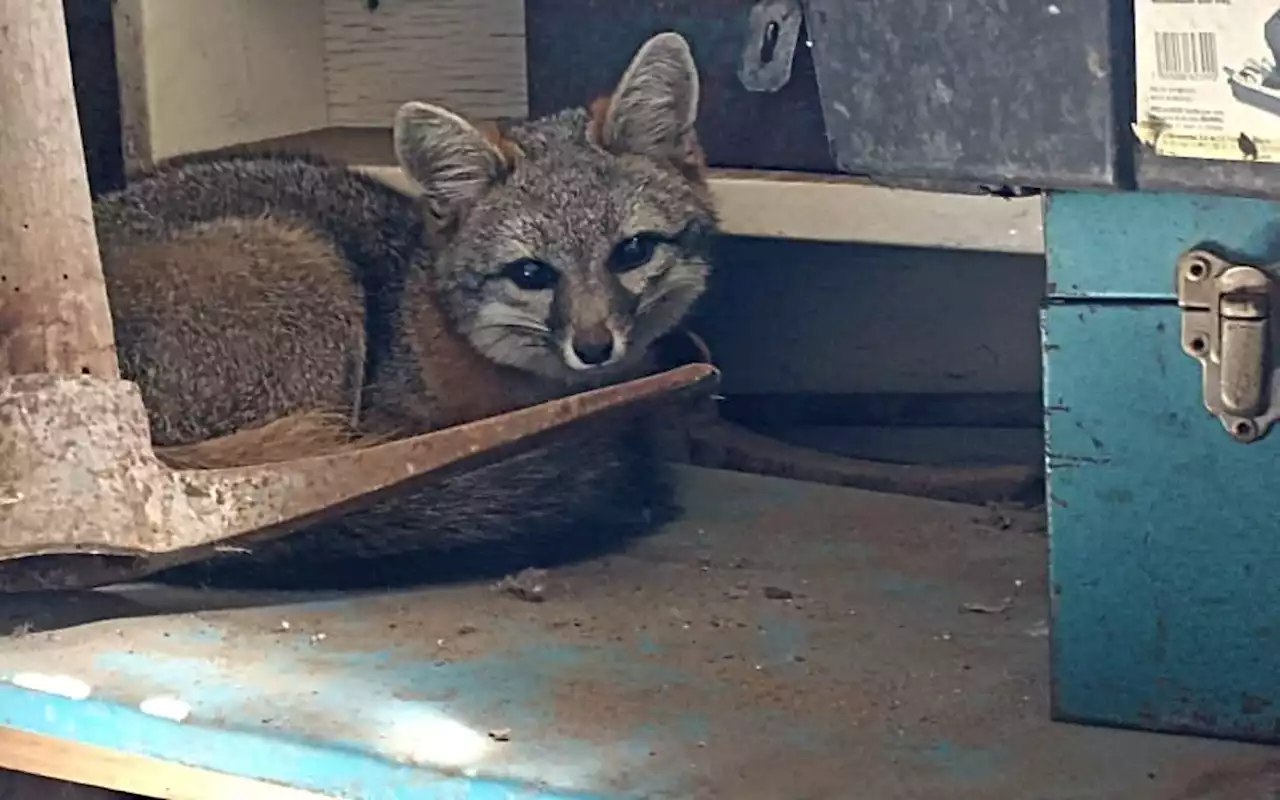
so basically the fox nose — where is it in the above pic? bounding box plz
[571,329,615,366]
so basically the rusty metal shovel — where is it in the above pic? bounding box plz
[0,0,718,592]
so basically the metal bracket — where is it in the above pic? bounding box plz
[738,0,804,93]
[1176,249,1278,443]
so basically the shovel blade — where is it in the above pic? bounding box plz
[0,363,718,591]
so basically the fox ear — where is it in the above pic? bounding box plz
[594,32,703,175]
[393,102,512,228]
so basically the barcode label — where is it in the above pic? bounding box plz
[1134,2,1280,164]
[1153,31,1220,81]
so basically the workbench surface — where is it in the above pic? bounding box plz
[0,467,1270,799]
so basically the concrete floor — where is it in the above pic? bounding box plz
[0,467,1273,798]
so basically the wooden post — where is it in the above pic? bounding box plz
[0,0,119,379]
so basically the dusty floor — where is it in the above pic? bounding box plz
[0,467,1273,799]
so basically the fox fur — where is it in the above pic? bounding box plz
[91,33,718,588]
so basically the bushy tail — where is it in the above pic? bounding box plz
[152,419,675,590]
[154,410,389,470]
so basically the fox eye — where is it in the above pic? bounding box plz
[500,258,559,291]
[609,233,665,273]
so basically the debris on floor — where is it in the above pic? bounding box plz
[961,579,1024,614]
[975,501,1046,535]
[0,468,1271,799]
[493,568,551,603]
[961,598,1014,614]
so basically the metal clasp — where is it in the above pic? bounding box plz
[738,0,804,93]
[1176,249,1277,443]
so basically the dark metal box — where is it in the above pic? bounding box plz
[524,0,836,173]
[526,0,1132,191]
[803,0,1130,190]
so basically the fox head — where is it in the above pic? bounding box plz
[394,32,717,385]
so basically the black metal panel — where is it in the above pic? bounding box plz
[1136,150,1280,201]
[803,0,1132,190]
[524,0,837,173]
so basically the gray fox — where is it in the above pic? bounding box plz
[90,32,718,588]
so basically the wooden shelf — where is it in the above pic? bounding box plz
[356,165,1046,255]
[0,728,324,800]
[196,128,1045,255]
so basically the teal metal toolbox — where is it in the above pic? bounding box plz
[1030,0,1280,745]
[1044,190,1280,744]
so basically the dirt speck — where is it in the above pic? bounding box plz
[488,727,512,742]
[494,568,550,603]
[762,586,794,601]
[961,598,1013,614]
[1024,620,1050,637]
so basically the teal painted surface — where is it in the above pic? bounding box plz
[1043,187,1280,743]
[1044,191,1280,300]
[77,628,693,797]
[0,683,588,799]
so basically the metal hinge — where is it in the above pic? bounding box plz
[1176,249,1277,443]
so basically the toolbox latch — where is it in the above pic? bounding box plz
[1177,249,1278,443]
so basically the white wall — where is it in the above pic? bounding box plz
[116,0,328,164]
[323,0,528,125]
